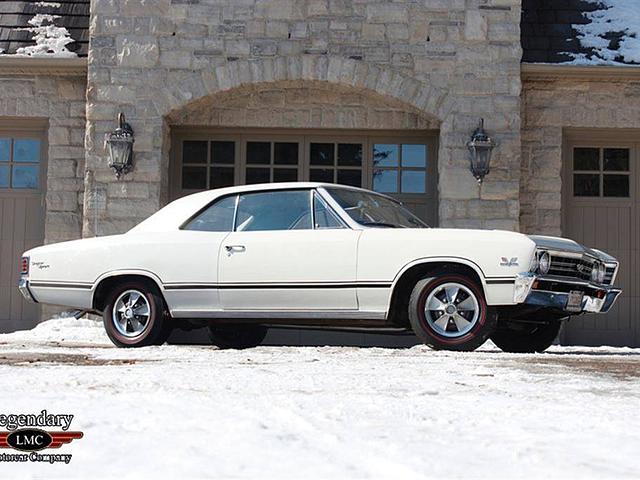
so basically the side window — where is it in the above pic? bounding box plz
[313,193,344,229]
[235,190,312,231]
[184,195,236,232]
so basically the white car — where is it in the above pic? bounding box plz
[19,183,622,352]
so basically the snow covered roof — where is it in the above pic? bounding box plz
[522,0,640,66]
[0,0,89,57]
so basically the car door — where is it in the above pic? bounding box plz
[218,189,360,311]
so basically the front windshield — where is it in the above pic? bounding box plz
[326,188,428,229]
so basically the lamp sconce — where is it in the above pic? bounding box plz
[104,113,134,179]
[466,118,496,183]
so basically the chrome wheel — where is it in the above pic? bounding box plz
[112,289,151,338]
[424,282,480,338]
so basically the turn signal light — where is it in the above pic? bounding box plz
[20,257,29,275]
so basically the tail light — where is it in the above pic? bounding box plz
[20,257,29,275]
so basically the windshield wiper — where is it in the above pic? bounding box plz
[360,221,400,228]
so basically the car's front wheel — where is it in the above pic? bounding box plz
[408,274,497,351]
[208,324,268,349]
[490,320,562,353]
[103,281,170,347]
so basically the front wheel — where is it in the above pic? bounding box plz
[408,275,497,351]
[491,320,561,353]
[208,324,268,349]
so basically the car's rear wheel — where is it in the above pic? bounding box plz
[491,320,562,353]
[408,274,497,351]
[208,324,268,350]
[102,281,170,347]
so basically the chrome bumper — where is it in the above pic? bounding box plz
[515,274,622,314]
[18,278,37,303]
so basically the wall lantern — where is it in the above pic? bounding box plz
[466,118,496,183]
[105,113,134,179]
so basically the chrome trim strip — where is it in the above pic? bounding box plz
[29,282,93,290]
[171,310,387,320]
[164,282,392,290]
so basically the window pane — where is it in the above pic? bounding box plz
[210,166,234,188]
[13,139,40,163]
[211,141,235,164]
[246,167,270,184]
[401,170,426,193]
[247,142,270,164]
[603,174,630,197]
[183,141,207,164]
[373,169,398,193]
[402,144,427,167]
[574,174,600,197]
[11,165,39,189]
[274,143,299,165]
[310,168,334,183]
[310,143,334,166]
[337,169,361,187]
[0,138,10,162]
[184,195,236,232]
[182,166,207,189]
[573,148,599,171]
[337,144,362,166]
[604,148,630,171]
[273,168,297,182]
[373,144,399,167]
[236,190,312,231]
[0,165,9,187]
[314,194,344,229]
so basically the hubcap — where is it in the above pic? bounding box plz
[112,289,151,338]
[424,282,480,338]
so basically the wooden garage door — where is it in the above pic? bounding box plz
[170,129,439,226]
[0,127,46,333]
[563,137,639,347]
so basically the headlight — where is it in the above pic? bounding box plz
[590,261,606,283]
[538,251,551,274]
[529,253,539,273]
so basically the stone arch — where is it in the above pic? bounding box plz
[161,55,449,123]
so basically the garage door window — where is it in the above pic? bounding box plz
[182,140,236,190]
[0,137,41,189]
[373,144,428,194]
[573,147,630,198]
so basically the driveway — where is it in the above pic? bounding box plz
[0,318,638,478]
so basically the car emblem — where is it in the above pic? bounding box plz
[500,257,519,267]
[577,263,591,274]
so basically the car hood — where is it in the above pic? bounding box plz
[528,235,617,263]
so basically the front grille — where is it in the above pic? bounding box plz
[604,265,617,285]
[548,255,595,281]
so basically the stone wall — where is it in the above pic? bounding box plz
[0,74,86,244]
[86,0,523,235]
[521,76,640,235]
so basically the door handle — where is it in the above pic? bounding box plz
[225,245,246,256]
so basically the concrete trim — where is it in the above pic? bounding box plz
[0,57,87,76]
[522,63,640,81]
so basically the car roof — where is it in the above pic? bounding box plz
[127,182,371,233]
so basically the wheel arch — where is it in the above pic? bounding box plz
[92,270,166,312]
[386,258,487,328]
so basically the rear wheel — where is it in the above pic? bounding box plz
[102,281,170,347]
[408,275,497,351]
[491,320,561,353]
[208,324,268,349]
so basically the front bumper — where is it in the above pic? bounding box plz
[18,278,37,303]
[515,274,621,314]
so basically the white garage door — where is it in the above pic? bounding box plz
[0,128,45,332]
[564,137,639,347]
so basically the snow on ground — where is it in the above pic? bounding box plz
[0,318,639,479]
[570,0,640,65]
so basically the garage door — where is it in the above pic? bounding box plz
[170,129,439,225]
[0,129,45,333]
[563,138,639,347]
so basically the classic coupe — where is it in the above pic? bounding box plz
[19,183,622,352]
